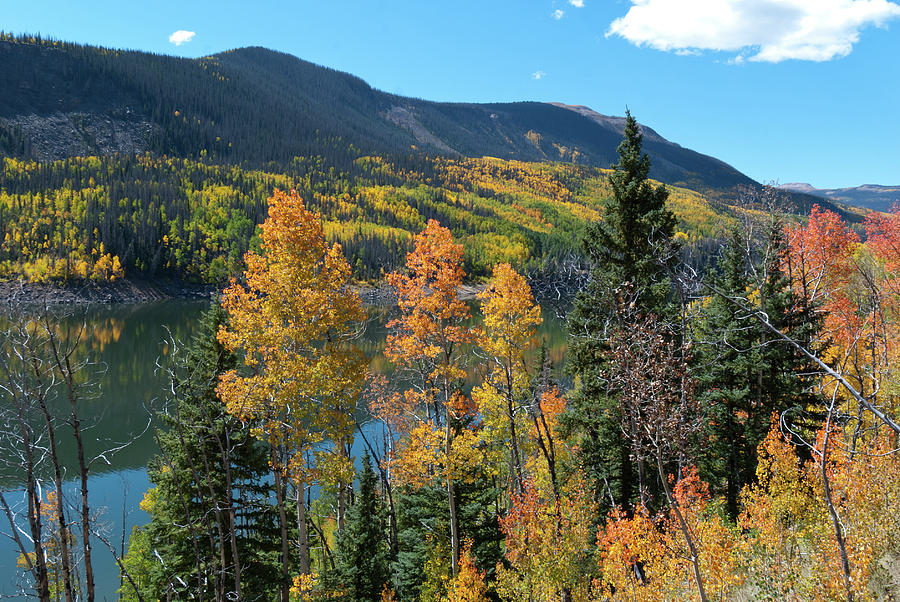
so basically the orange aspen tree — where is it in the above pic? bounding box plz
[384,219,472,575]
[447,542,490,602]
[784,207,886,413]
[597,469,742,601]
[496,475,597,602]
[783,208,900,601]
[217,189,366,600]
[783,205,859,313]
[781,206,884,421]
[866,205,900,298]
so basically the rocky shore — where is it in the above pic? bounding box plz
[0,279,490,306]
[0,279,218,305]
[352,282,485,305]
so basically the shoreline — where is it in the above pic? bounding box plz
[0,279,491,306]
[0,279,217,305]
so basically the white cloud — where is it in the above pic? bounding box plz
[569,0,585,7]
[607,0,900,62]
[553,9,565,19]
[168,30,196,46]
[532,70,547,80]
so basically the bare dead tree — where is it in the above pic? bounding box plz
[525,252,590,307]
[0,305,105,601]
[602,303,708,602]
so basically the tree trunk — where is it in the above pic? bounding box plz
[355,416,399,555]
[629,413,646,507]
[337,480,346,533]
[221,429,242,599]
[23,430,51,601]
[153,431,206,599]
[726,413,740,520]
[446,418,459,576]
[532,411,560,502]
[28,485,52,601]
[272,459,290,602]
[505,369,524,494]
[821,411,854,602]
[47,326,95,602]
[174,400,223,601]
[298,482,310,575]
[33,379,75,602]
[193,420,229,598]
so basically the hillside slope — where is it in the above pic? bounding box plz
[0,36,757,195]
[0,153,743,284]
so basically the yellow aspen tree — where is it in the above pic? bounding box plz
[475,263,542,495]
[217,189,366,600]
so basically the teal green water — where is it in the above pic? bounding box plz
[0,299,568,597]
[0,301,207,597]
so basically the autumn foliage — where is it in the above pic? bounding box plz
[217,188,366,483]
[200,188,900,601]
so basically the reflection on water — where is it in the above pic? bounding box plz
[0,297,569,596]
[0,300,206,596]
[0,301,206,487]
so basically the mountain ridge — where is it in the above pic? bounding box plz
[779,182,900,212]
[0,35,854,220]
[0,38,752,193]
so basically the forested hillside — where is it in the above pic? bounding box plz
[0,33,863,290]
[1,34,766,194]
[0,152,755,284]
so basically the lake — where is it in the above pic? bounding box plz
[0,298,569,597]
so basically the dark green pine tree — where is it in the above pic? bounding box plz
[327,454,391,601]
[581,111,677,318]
[694,229,765,518]
[393,483,448,601]
[563,110,678,511]
[120,304,283,601]
[694,223,822,518]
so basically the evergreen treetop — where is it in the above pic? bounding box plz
[564,110,679,511]
[581,109,676,316]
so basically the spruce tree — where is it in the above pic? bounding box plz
[693,229,764,518]
[580,110,676,317]
[693,223,821,518]
[328,454,391,601]
[564,110,677,510]
[393,484,448,600]
[392,451,502,600]
[120,304,282,600]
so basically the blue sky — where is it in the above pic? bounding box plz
[3,0,899,189]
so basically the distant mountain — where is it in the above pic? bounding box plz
[779,183,900,212]
[0,36,756,193]
[0,34,855,221]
